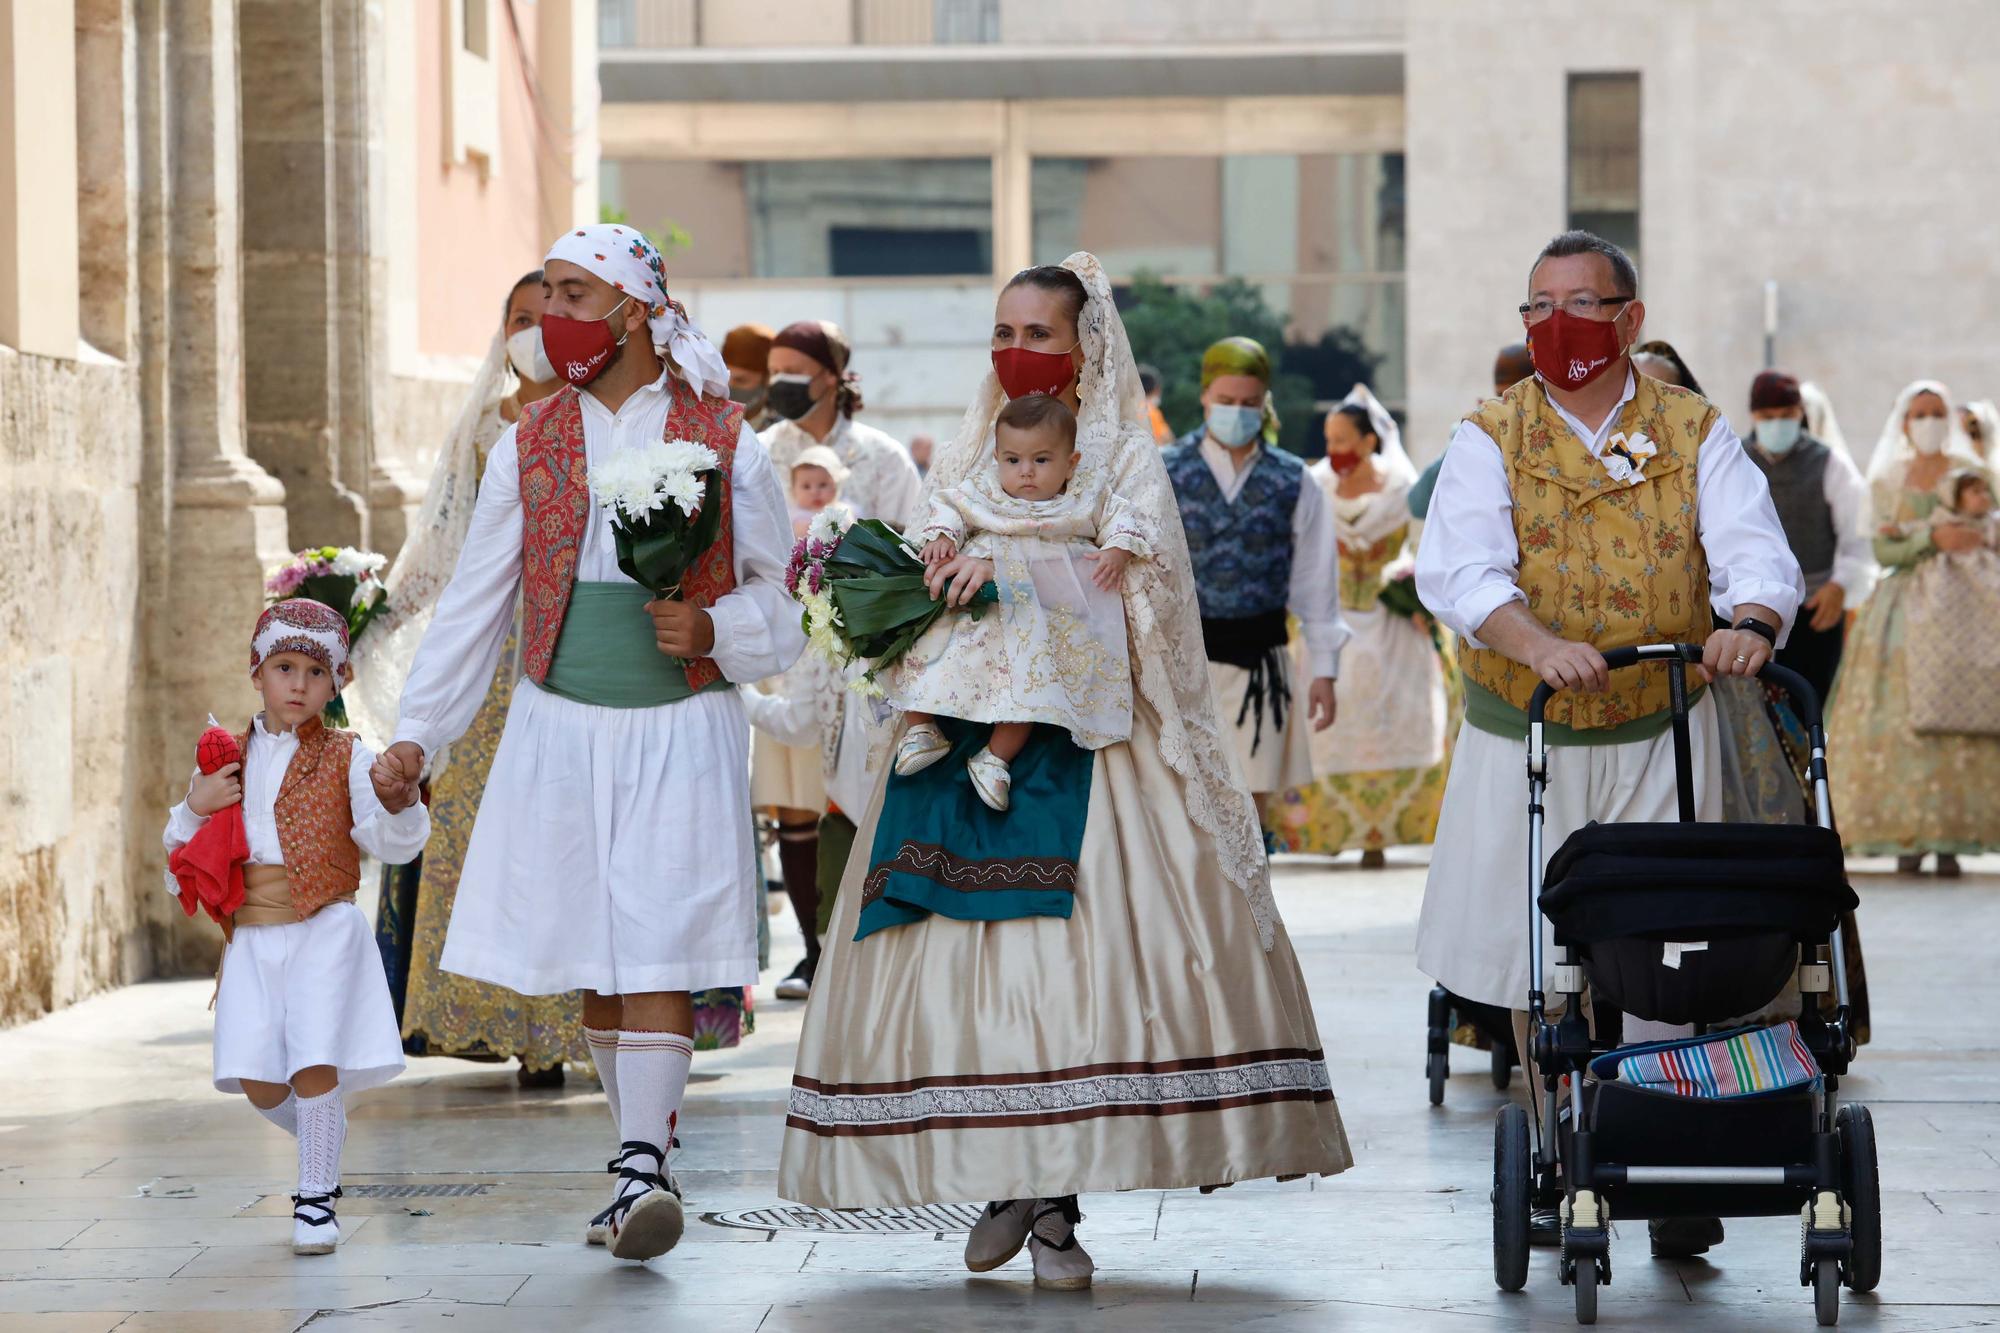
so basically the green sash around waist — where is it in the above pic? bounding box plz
[541,582,732,710]
[1463,678,1706,747]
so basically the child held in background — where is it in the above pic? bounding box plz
[162,599,429,1256]
[788,444,854,540]
[1934,467,2000,548]
[891,394,1136,811]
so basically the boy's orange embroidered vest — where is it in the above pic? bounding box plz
[516,377,744,691]
[1460,374,1715,731]
[231,719,361,919]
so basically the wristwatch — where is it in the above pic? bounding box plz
[1733,617,1778,648]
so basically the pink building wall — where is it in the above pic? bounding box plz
[412,1,557,359]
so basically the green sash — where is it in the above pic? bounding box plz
[1463,678,1706,747]
[540,582,732,710]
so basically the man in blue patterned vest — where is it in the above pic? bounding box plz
[1165,336,1347,806]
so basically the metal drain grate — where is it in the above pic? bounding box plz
[703,1203,986,1234]
[343,1183,495,1199]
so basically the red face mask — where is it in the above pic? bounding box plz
[1327,452,1364,477]
[992,345,1078,400]
[1527,307,1627,391]
[542,297,632,386]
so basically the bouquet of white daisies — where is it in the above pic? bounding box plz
[588,439,725,624]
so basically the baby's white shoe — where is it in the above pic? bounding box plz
[967,747,1012,812]
[894,722,951,776]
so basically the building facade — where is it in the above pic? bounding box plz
[599,0,2000,460]
[0,0,597,1026]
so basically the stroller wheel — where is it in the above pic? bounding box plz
[1573,1257,1600,1324]
[1490,1040,1512,1090]
[1813,1257,1840,1325]
[1838,1104,1881,1293]
[1491,1104,1531,1291]
[1427,1050,1447,1106]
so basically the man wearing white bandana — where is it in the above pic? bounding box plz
[1414,230,1801,1258]
[373,224,804,1263]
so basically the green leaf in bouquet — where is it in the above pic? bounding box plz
[823,518,923,580]
[829,573,999,670]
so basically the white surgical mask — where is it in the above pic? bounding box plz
[1909,415,1950,455]
[1205,403,1263,449]
[507,326,554,383]
[1754,417,1802,456]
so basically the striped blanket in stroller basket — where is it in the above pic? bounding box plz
[1591,1021,1821,1099]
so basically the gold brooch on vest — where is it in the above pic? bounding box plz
[1601,431,1657,485]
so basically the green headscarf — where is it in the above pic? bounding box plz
[1200,336,1281,445]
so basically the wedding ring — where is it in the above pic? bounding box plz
[1734,653,1751,665]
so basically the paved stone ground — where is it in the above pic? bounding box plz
[1,852,1996,1331]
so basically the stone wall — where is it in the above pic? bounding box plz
[1404,0,2000,464]
[0,350,163,1026]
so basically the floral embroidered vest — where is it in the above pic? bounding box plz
[516,377,744,691]
[1460,374,1714,730]
[1164,439,1304,620]
[232,719,360,919]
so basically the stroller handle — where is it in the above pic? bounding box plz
[1526,642,1824,731]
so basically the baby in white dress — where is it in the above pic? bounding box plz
[891,394,1135,811]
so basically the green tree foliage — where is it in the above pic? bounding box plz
[1119,273,1382,456]
[599,205,692,256]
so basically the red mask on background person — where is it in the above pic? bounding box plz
[542,296,633,386]
[1527,307,1627,391]
[992,345,1078,400]
[1327,452,1364,477]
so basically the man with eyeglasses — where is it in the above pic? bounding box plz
[1413,230,1803,1259]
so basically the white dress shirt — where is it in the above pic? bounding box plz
[393,369,805,760]
[1196,435,1350,679]
[762,414,925,533]
[1416,372,1804,650]
[163,715,430,873]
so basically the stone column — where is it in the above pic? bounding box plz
[990,102,1032,282]
[238,0,368,548]
[152,0,293,970]
[333,0,422,557]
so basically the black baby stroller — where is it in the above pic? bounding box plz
[1491,644,1873,1326]
[1425,985,1519,1104]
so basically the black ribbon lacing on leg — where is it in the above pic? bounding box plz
[292,1185,343,1227]
[1030,1195,1084,1252]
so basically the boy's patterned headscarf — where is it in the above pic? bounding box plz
[251,599,351,688]
[543,224,732,400]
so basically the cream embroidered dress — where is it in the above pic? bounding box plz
[883,473,1135,750]
[780,253,1351,1209]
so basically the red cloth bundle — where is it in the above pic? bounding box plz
[169,725,248,924]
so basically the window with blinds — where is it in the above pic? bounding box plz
[1566,73,1640,264]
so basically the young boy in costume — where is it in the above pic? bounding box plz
[162,598,429,1255]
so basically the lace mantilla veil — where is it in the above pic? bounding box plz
[926,252,1282,948]
[344,330,514,770]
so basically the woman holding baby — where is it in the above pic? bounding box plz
[1828,379,2000,872]
[778,255,1351,1290]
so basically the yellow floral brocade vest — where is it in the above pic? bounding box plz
[1460,375,1715,731]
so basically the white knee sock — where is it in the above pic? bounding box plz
[295,1088,347,1200]
[613,1031,693,1198]
[585,1026,622,1127]
[254,1093,298,1137]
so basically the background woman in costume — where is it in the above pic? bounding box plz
[754,319,923,1001]
[1828,380,2000,875]
[350,272,750,1078]
[781,255,1350,1290]
[1268,386,1450,865]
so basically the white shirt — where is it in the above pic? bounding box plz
[163,716,430,875]
[392,369,806,760]
[1416,372,1804,651]
[761,415,925,533]
[1196,435,1351,679]
[1746,434,1877,600]
[741,658,891,817]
